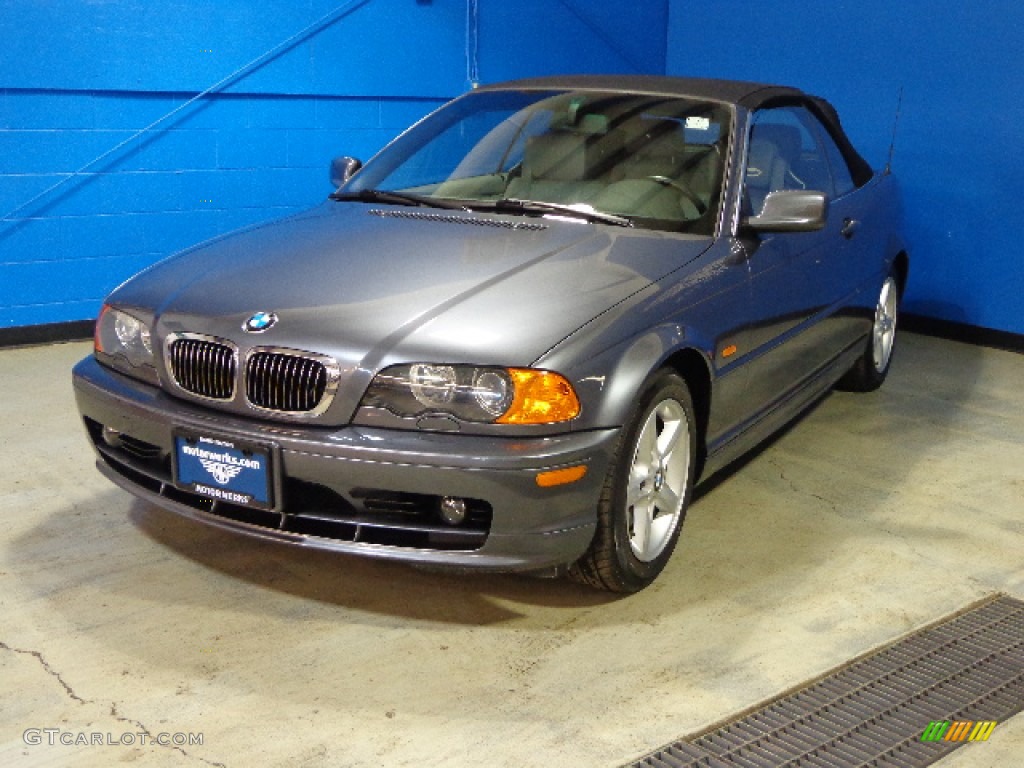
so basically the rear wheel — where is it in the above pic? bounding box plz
[569,370,696,593]
[838,272,900,392]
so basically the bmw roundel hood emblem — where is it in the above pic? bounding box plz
[243,311,278,333]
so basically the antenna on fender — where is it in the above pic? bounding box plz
[885,86,904,175]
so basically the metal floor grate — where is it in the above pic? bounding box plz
[628,594,1024,768]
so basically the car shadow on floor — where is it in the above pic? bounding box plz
[125,496,622,623]
[11,326,987,634]
[120,330,986,621]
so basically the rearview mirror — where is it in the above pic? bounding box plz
[745,190,828,233]
[330,156,363,188]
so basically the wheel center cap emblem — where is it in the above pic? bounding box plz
[653,469,665,492]
[243,311,278,333]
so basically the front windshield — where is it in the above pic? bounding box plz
[340,89,732,235]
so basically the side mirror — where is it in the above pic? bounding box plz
[745,190,828,233]
[330,156,363,188]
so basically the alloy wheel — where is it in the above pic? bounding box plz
[625,398,691,562]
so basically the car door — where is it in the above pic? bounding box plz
[809,111,888,350]
[736,104,847,418]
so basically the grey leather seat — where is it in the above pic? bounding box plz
[594,120,702,221]
[505,115,622,205]
[745,123,803,214]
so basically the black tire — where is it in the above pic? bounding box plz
[569,370,697,593]
[838,272,901,392]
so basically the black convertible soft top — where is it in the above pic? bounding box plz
[476,74,798,105]
[478,75,874,186]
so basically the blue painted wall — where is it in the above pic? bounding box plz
[667,0,1024,336]
[5,0,1021,338]
[1,0,667,329]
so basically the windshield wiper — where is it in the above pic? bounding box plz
[334,190,632,226]
[330,188,467,211]
[473,198,632,227]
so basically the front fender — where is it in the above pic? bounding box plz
[546,322,716,432]
[536,238,749,438]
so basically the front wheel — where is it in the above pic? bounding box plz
[569,370,697,593]
[838,272,900,392]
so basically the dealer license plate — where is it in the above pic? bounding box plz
[173,432,273,509]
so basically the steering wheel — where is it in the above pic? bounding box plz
[647,175,707,215]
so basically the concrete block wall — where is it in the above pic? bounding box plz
[6,1,1019,340]
[1,0,668,331]
[1,90,444,327]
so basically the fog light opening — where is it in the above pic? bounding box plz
[101,425,123,448]
[439,496,468,526]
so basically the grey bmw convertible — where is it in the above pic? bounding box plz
[73,75,908,592]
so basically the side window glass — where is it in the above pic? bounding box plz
[813,118,856,198]
[744,106,833,214]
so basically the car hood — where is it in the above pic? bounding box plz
[110,202,712,421]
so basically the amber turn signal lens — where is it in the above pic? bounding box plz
[497,369,581,424]
[94,304,112,353]
[535,465,588,488]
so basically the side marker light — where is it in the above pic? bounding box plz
[536,465,588,488]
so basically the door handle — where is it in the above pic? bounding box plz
[841,218,859,239]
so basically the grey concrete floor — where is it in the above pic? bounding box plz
[1,333,1022,768]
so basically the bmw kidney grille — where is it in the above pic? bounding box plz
[246,351,329,413]
[166,335,336,415]
[167,336,237,401]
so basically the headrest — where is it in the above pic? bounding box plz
[522,127,623,182]
[746,138,778,185]
[522,131,591,181]
[751,123,801,164]
[576,113,609,135]
[632,121,687,162]
[747,123,801,188]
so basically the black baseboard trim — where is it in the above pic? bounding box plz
[0,320,94,349]
[902,313,1024,354]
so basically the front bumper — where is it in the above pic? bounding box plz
[72,356,618,571]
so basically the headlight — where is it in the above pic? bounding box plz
[362,364,580,424]
[94,304,158,384]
